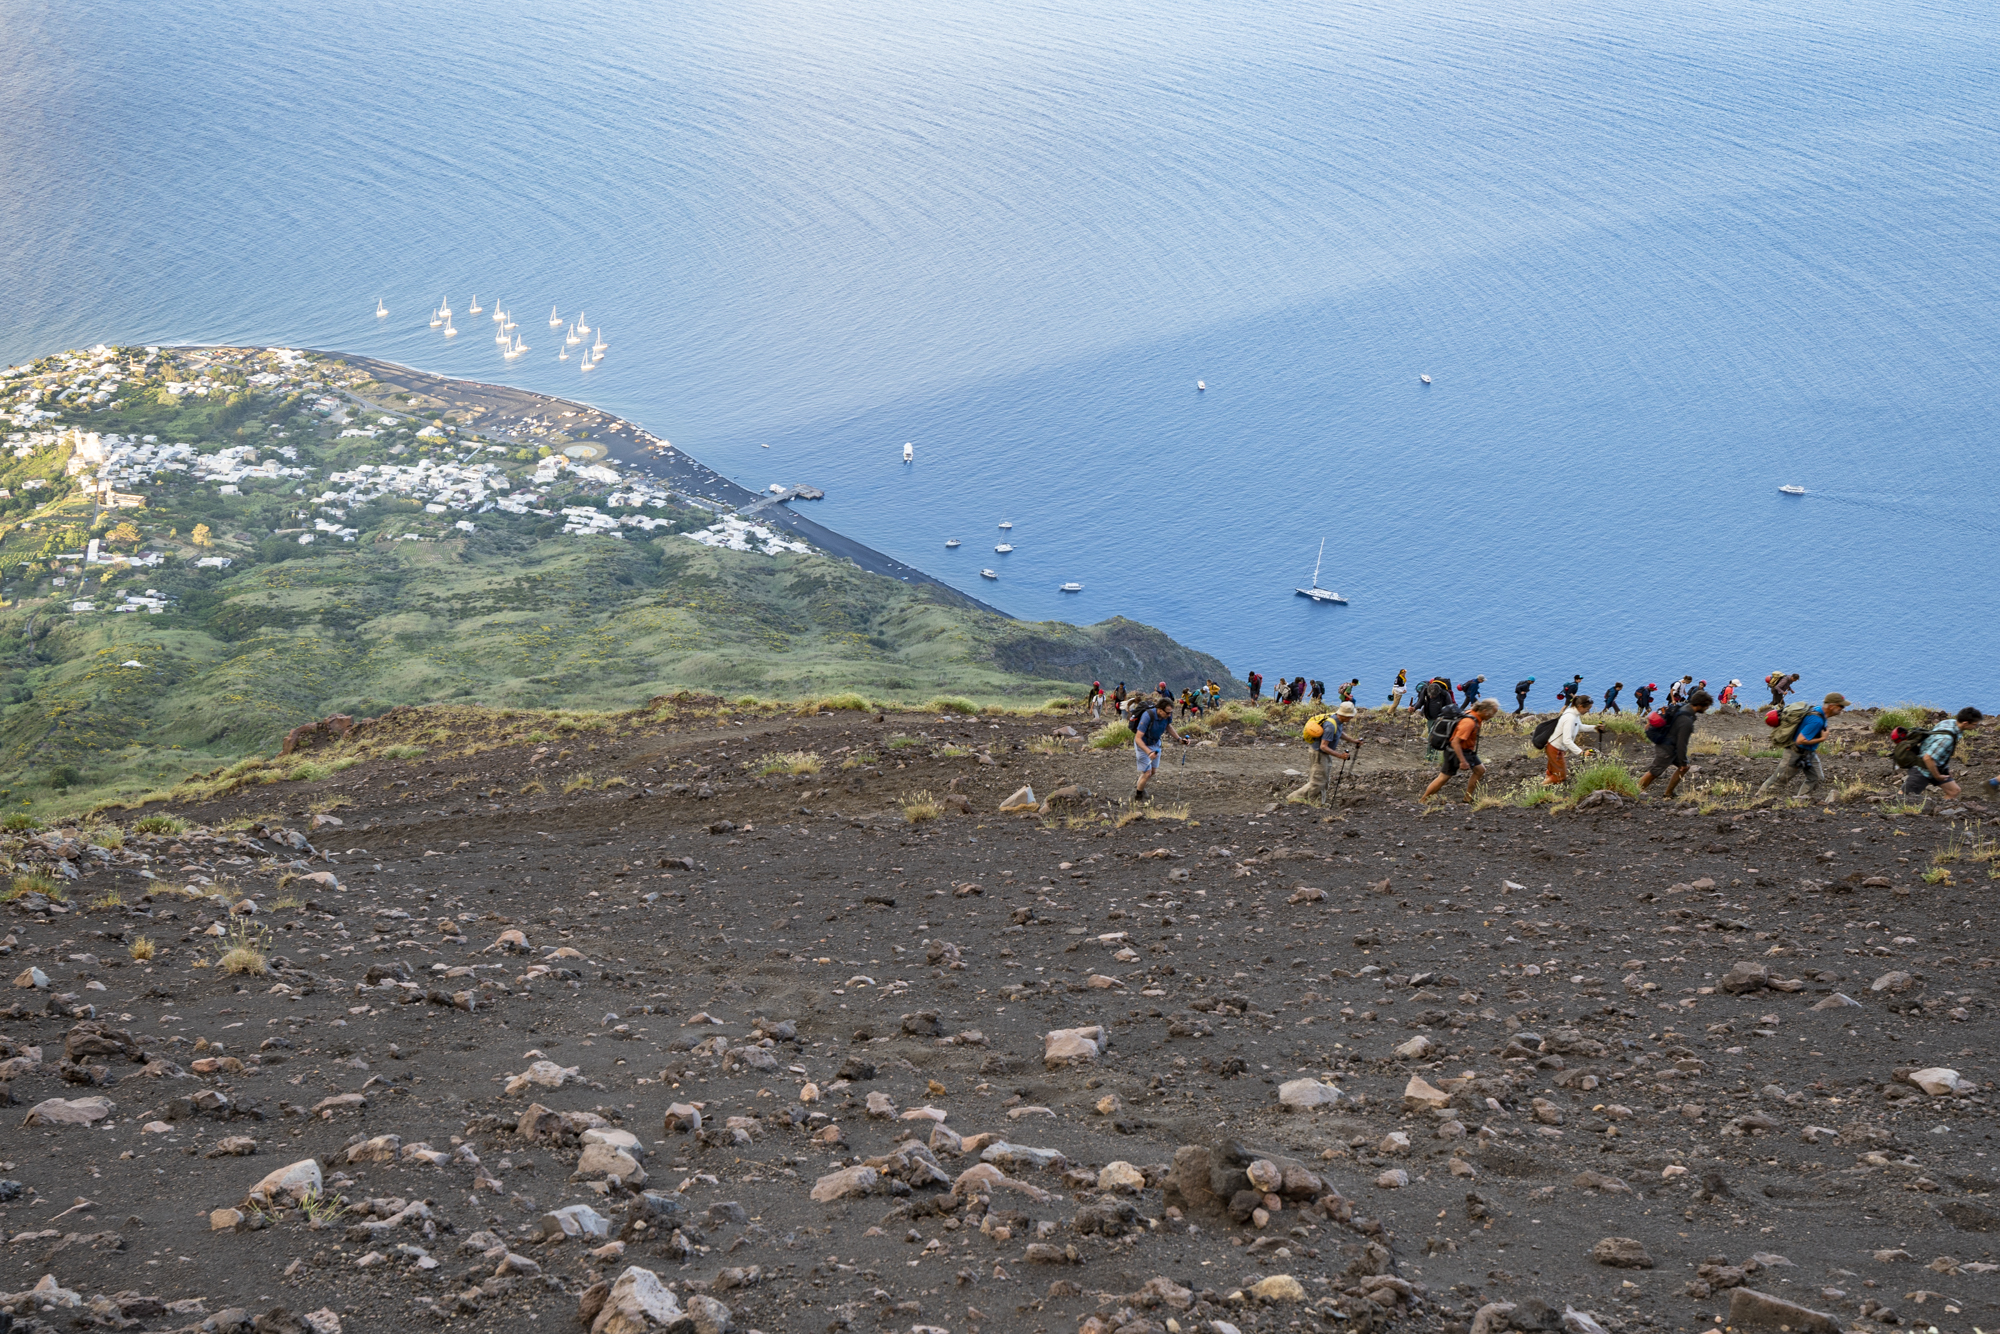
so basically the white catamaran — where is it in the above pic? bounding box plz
[1294,538,1347,604]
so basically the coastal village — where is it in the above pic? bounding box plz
[0,345,814,612]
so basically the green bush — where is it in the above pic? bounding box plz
[3,812,42,832]
[1570,761,1640,802]
[928,696,979,716]
[378,744,426,760]
[1872,703,1934,735]
[1090,722,1135,750]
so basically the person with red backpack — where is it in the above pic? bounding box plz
[1757,692,1847,799]
[1247,672,1262,703]
[1639,689,1711,799]
[1632,682,1657,715]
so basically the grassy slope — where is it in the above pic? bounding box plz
[0,349,1230,811]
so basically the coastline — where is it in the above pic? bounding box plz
[315,351,1010,617]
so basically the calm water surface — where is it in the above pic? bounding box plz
[3,0,1995,702]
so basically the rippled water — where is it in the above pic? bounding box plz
[3,0,1996,701]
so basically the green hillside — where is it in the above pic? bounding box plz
[0,344,1232,810]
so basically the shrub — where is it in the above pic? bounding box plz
[4,812,42,832]
[216,919,271,976]
[1873,703,1934,735]
[5,868,64,902]
[128,935,156,961]
[886,734,920,750]
[378,744,426,760]
[757,751,822,776]
[601,776,631,790]
[928,696,979,716]
[561,773,596,794]
[841,751,879,770]
[901,790,943,824]
[813,693,872,713]
[134,813,186,835]
[1090,722,1134,750]
[86,825,125,850]
[1590,714,1643,735]
[287,761,331,782]
[1569,761,1640,802]
[519,779,545,796]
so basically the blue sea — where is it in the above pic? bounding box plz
[4,0,1997,705]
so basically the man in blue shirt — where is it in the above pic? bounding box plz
[1289,701,1362,803]
[1131,696,1186,803]
[1758,692,1848,799]
[1904,707,1982,800]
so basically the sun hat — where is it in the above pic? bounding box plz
[1334,701,1359,718]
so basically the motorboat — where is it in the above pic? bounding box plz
[945,538,960,548]
[1196,380,1206,391]
[1778,485,1806,496]
[980,568,997,580]
[1420,374,1432,385]
[375,299,388,319]
[1294,536,1347,604]
[548,304,562,327]
[1059,582,1083,592]
[998,520,1012,529]
[903,442,913,462]
[994,543,1013,553]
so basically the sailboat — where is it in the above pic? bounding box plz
[429,306,443,329]
[503,334,527,360]
[375,299,388,319]
[565,323,581,345]
[439,295,451,317]
[492,305,505,322]
[443,315,457,337]
[495,323,510,345]
[560,344,570,362]
[469,295,483,314]
[592,329,607,355]
[503,314,517,332]
[575,311,589,335]
[548,304,562,328]
[1294,537,1347,604]
[580,352,595,371]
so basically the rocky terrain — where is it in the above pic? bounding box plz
[1,698,1995,1334]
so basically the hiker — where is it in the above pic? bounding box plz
[1111,683,1127,718]
[1247,671,1262,702]
[1422,698,1498,803]
[1458,675,1486,711]
[1309,679,1325,704]
[1757,691,1848,799]
[1131,694,1186,802]
[1903,707,1983,800]
[1667,675,1694,706]
[1204,679,1222,710]
[1288,701,1361,803]
[1289,676,1308,705]
[1602,682,1624,714]
[1338,678,1359,705]
[1632,682,1657,715]
[1088,681,1104,720]
[1766,672,1799,709]
[1513,678,1535,714]
[1542,695,1598,786]
[1388,669,1408,711]
[1717,679,1740,711]
[1639,688,1712,799]
[1557,674,1584,708]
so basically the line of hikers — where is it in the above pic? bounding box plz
[1093,673,1990,810]
[1240,670,1814,718]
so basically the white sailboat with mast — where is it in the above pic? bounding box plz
[1294,538,1347,604]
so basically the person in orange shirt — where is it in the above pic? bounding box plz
[1422,698,1499,803]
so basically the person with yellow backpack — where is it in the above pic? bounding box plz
[1288,701,1361,803]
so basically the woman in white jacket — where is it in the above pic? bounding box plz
[1545,695,1598,786]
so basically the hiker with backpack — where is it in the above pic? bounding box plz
[1666,675,1694,706]
[1416,677,1457,759]
[1459,675,1486,711]
[1513,678,1535,715]
[1557,674,1584,708]
[1388,669,1408,711]
[1632,682,1657,715]
[1088,681,1105,721]
[1602,682,1624,714]
[1897,708,1983,800]
[1422,698,1498,804]
[1131,694,1186,803]
[1338,678,1359,705]
[1535,695,1598,786]
[1757,692,1848,800]
[1717,679,1741,711]
[1638,688,1712,799]
[1766,672,1799,709]
[1309,680,1326,705]
[1288,701,1362,803]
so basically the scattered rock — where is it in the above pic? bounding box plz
[1277,1078,1344,1110]
[1591,1236,1654,1269]
[1726,1287,1841,1332]
[1044,1025,1107,1068]
[21,1095,113,1125]
[591,1265,684,1334]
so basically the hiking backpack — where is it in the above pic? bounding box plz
[1769,702,1817,747]
[1302,713,1332,741]
[1427,707,1464,753]
[1529,716,1560,750]
[1645,707,1678,745]
[1890,726,1940,770]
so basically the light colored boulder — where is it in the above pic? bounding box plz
[345,1134,402,1163]
[1908,1066,1975,1096]
[250,1158,323,1203]
[575,1143,647,1186]
[810,1165,879,1202]
[592,1265,685,1334]
[1044,1025,1107,1068]
[1097,1161,1146,1192]
[21,1096,114,1126]
[538,1203,613,1241]
[1402,1075,1451,1110]
[1394,1035,1434,1060]
[1250,1274,1306,1302]
[505,1060,581,1094]
[1277,1078,1344,1110]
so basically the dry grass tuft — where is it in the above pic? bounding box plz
[757,750,822,776]
[128,935,156,962]
[215,919,271,976]
[901,790,944,824]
